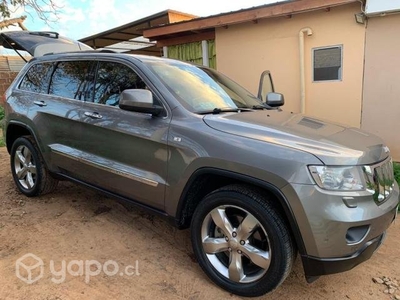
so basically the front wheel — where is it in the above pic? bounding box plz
[190,185,295,297]
[10,137,58,197]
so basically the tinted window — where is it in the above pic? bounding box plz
[313,46,342,82]
[49,61,93,100]
[144,60,262,112]
[19,62,53,93]
[93,61,147,106]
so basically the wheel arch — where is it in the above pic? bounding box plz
[5,121,37,154]
[175,167,307,256]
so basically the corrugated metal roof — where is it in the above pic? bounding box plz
[79,10,196,56]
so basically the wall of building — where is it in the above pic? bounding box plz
[0,72,18,97]
[215,3,365,127]
[362,14,400,161]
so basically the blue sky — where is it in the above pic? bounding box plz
[14,0,282,40]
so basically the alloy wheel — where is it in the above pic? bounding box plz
[13,145,37,190]
[201,205,271,283]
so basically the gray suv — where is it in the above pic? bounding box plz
[2,31,399,297]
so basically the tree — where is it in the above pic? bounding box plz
[0,0,59,25]
[0,16,27,29]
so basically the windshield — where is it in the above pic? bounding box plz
[144,60,264,113]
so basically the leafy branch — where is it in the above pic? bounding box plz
[0,0,60,25]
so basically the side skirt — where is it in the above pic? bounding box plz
[56,173,171,220]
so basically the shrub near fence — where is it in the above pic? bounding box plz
[394,163,400,189]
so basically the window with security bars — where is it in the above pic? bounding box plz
[313,46,342,82]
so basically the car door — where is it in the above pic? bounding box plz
[22,59,95,175]
[78,60,169,210]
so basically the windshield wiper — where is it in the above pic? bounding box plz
[212,107,239,114]
[252,104,269,110]
[198,107,251,115]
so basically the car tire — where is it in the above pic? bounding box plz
[10,136,58,197]
[191,184,294,297]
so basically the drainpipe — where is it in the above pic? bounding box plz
[201,40,209,67]
[162,46,168,58]
[299,27,313,114]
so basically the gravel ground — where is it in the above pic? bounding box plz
[0,146,399,300]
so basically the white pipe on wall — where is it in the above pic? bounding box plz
[162,46,168,58]
[201,40,209,67]
[299,27,313,114]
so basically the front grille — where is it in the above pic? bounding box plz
[363,158,395,205]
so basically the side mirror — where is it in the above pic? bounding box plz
[119,89,163,116]
[266,92,284,107]
[257,70,275,102]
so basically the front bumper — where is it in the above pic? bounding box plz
[282,177,398,279]
[302,231,386,278]
[284,181,399,258]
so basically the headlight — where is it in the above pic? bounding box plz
[308,166,365,191]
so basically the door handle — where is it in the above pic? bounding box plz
[33,100,47,107]
[84,112,103,119]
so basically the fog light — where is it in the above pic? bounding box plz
[346,225,370,244]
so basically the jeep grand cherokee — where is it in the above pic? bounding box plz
[2,31,399,297]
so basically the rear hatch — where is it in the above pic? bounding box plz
[0,31,92,57]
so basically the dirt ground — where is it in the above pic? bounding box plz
[0,147,399,300]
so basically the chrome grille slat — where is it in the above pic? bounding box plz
[363,158,395,205]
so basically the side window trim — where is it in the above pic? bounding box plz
[80,60,97,103]
[88,60,99,103]
[46,62,57,94]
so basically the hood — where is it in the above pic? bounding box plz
[0,31,92,57]
[203,110,389,165]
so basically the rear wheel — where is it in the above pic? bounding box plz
[10,137,58,197]
[191,184,294,297]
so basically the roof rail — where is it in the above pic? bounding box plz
[98,49,117,53]
[29,31,59,39]
[42,49,118,56]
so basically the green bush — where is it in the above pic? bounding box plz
[394,162,400,211]
[394,162,400,187]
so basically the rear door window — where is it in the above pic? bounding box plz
[49,61,94,101]
[19,62,53,93]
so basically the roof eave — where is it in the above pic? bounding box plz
[143,0,359,40]
[79,9,198,43]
